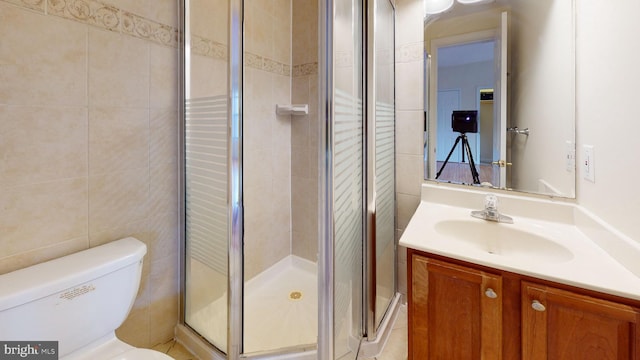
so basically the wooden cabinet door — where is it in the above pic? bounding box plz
[409,254,503,360]
[522,281,640,360]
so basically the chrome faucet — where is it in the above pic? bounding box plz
[471,194,513,224]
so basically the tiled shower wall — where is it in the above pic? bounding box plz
[0,0,180,348]
[291,0,319,262]
[243,0,294,279]
[244,0,321,275]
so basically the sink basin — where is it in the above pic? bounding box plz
[434,220,574,263]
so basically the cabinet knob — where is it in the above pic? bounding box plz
[531,300,546,312]
[485,288,498,299]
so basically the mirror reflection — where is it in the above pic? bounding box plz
[423,0,576,198]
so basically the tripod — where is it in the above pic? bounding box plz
[436,133,480,184]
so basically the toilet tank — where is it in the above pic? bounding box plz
[0,237,146,358]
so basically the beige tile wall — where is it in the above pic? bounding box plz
[394,0,424,300]
[291,0,319,262]
[243,0,294,280]
[0,0,179,348]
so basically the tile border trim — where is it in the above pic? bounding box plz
[396,41,423,63]
[2,0,178,48]
[2,0,319,77]
[292,62,318,77]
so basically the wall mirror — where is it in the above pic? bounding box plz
[423,0,576,198]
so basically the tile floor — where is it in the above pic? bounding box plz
[152,340,198,360]
[154,305,408,360]
[358,305,408,360]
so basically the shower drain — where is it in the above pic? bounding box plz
[289,291,303,301]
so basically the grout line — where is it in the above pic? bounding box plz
[165,340,176,355]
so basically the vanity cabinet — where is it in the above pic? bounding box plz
[522,281,640,360]
[409,249,640,360]
[409,254,503,359]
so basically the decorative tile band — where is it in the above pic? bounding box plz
[3,0,44,12]
[192,45,303,78]
[293,62,318,77]
[49,0,178,47]
[396,42,423,63]
[244,52,291,77]
[2,0,317,77]
[244,51,262,69]
[263,56,290,76]
[1,0,178,48]
[190,43,317,78]
[190,35,228,60]
[335,51,353,68]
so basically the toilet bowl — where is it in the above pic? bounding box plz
[0,237,174,360]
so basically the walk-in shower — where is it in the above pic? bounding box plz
[179,0,397,358]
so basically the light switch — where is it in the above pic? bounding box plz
[566,141,575,172]
[583,145,595,182]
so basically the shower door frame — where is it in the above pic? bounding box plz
[228,0,243,356]
[180,0,319,357]
[178,0,245,357]
[317,0,334,356]
[320,0,367,357]
[364,0,398,342]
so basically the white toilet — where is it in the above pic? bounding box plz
[0,237,175,360]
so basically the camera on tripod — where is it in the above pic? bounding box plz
[436,110,481,184]
[451,110,478,134]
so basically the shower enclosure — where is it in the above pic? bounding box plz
[179,0,397,358]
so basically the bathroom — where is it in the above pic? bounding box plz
[1,0,640,358]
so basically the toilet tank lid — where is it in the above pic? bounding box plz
[0,237,146,312]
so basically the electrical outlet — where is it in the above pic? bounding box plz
[583,145,595,182]
[566,141,575,172]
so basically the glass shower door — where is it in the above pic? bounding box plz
[181,0,394,357]
[241,0,319,355]
[183,0,230,353]
[332,0,365,358]
[372,0,396,332]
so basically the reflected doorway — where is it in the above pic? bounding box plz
[434,39,498,185]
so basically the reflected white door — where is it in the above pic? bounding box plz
[436,89,460,161]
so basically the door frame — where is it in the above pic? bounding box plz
[427,29,497,180]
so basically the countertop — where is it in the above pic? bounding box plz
[400,197,640,301]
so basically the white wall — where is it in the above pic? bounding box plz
[438,61,494,110]
[509,0,575,197]
[576,0,640,242]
